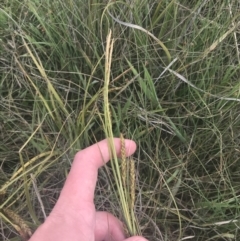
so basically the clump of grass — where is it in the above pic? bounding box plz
[1,1,240,241]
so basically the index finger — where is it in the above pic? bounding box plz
[54,138,136,209]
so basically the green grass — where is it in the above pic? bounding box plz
[1,0,240,240]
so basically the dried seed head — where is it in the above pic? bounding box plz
[130,158,136,209]
[2,208,32,241]
[120,133,127,187]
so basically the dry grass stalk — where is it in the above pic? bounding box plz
[120,133,127,187]
[130,158,136,210]
[2,208,32,241]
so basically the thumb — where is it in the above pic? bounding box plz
[124,236,149,241]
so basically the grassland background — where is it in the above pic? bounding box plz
[1,0,240,240]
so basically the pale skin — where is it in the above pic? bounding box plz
[29,138,148,241]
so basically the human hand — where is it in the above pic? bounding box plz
[29,138,148,241]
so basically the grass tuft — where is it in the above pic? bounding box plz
[1,0,240,240]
